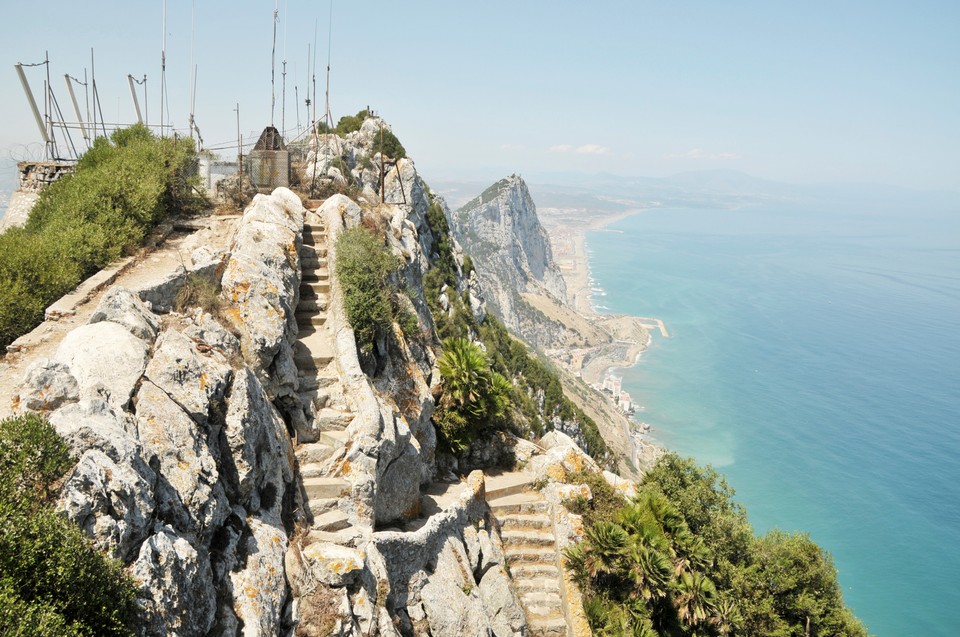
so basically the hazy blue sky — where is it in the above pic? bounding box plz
[1,1,957,191]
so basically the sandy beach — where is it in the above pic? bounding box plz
[534,206,667,473]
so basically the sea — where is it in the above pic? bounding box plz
[585,199,960,636]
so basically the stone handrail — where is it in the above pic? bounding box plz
[320,197,386,531]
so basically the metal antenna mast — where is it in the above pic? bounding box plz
[312,19,318,132]
[64,74,90,149]
[160,0,167,135]
[324,0,334,130]
[270,0,279,127]
[281,0,287,136]
[189,0,196,140]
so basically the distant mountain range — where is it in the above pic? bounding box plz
[436,169,960,217]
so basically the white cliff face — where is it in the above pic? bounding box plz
[450,174,568,346]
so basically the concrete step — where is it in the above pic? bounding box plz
[308,497,339,518]
[527,613,567,636]
[297,372,325,392]
[294,339,335,367]
[300,256,327,269]
[315,407,353,430]
[297,375,339,391]
[302,230,327,242]
[297,442,338,465]
[296,313,327,328]
[303,476,350,500]
[297,285,330,312]
[302,267,329,280]
[503,545,557,564]
[499,513,552,530]
[485,473,535,499]
[313,509,350,532]
[320,429,350,449]
[488,493,549,515]
[299,281,330,298]
[521,591,563,609]
[299,461,330,478]
[302,281,331,294]
[299,244,328,258]
[510,563,560,579]
[502,529,556,548]
[515,578,561,594]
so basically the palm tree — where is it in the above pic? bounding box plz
[623,540,674,602]
[437,337,490,419]
[674,571,719,629]
[582,522,629,580]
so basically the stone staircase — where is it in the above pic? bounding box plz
[292,211,353,533]
[487,474,568,637]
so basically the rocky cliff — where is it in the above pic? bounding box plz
[6,114,639,636]
[449,176,570,348]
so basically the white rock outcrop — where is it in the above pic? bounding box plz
[13,188,307,637]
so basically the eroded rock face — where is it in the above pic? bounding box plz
[220,187,304,396]
[130,527,217,637]
[449,174,567,347]
[10,188,310,637]
[89,286,160,342]
[54,321,149,408]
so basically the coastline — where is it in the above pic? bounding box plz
[539,206,667,473]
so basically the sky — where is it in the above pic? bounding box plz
[1,1,958,192]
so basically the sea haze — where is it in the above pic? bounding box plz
[586,196,960,636]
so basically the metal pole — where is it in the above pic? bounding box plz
[15,64,50,143]
[271,0,278,127]
[235,103,242,182]
[63,75,89,147]
[127,74,143,123]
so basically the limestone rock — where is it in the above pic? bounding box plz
[373,407,422,523]
[220,188,303,386]
[49,397,159,563]
[478,565,526,637]
[299,541,367,588]
[222,368,294,515]
[89,286,161,342]
[136,380,230,541]
[130,527,216,637]
[320,193,363,229]
[58,448,155,562]
[228,516,289,637]
[143,328,234,426]
[420,578,494,637]
[135,265,187,314]
[14,358,79,413]
[181,310,243,362]
[53,321,148,408]
[449,174,568,347]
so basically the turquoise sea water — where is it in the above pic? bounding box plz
[586,203,960,636]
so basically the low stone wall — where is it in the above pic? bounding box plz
[321,195,421,528]
[18,160,75,192]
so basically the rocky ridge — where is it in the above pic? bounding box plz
[449,175,569,349]
[7,114,641,636]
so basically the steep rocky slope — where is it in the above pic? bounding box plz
[449,176,570,348]
[7,114,642,636]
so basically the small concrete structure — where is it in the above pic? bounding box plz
[246,126,290,190]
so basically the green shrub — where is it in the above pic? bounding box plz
[175,273,222,316]
[567,454,870,637]
[0,415,137,636]
[335,109,370,135]
[0,414,72,506]
[0,124,201,350]
[434,337,511,452]
[371,128,406,160]
[335,226,397,355]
